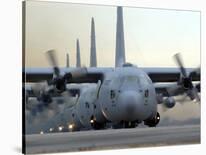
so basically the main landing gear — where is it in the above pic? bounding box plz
[144,112,160,127]
[90,115,105,130]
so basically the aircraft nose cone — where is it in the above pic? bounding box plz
[118,91,142,121]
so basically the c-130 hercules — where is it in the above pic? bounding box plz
[24,6,200,133]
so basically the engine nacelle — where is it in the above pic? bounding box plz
[164,97,176,108]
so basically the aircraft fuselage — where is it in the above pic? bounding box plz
[93,66,158,126]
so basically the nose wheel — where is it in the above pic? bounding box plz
[144,112,160,127]
[112,121,137,129]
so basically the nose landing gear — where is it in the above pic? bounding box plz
[112,121,138,129]
[144,112,160,127]
[124,121,137,128]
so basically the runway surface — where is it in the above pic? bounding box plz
[25,125,200,154]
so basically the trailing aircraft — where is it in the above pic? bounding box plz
[25,17,99,133]
[24,6,200,134]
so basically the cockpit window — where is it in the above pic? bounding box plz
[110,90,115,99]
[122,63,133,67]
[144,89,149,97]
[85,102,90,108]
[122,76,139,84]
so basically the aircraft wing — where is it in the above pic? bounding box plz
[154,81,200,97]
[24,67,200,83]
[142,67,200,82]
[23,67,112,83]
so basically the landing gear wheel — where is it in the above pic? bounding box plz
[91,121,105,130]
[90,116,105,130]
[112,121,137,129]
[144,112,160,127]
[124,121,136,128]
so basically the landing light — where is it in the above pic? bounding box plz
[58,126,64,131]
[68,124,73,129]
[157,116,160,120]
[40,131,44,134]
[90,119,94,124]
[49,128,53,132]
[193,99,197,102]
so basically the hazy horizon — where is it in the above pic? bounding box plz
[25,1,200,68]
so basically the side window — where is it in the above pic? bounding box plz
[144,89,149,98]
[110,90,115,99]
[85,102,90,108]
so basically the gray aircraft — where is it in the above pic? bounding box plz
[25,17,99,133]
[76,39,81,67]
[66,53,69,68]
[90,17,97,67]
[24,6,200,133]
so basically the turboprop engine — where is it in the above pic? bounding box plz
[164,97,176,108]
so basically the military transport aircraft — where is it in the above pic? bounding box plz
[24,6,200,134]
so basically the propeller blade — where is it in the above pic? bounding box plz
[46,49,60,77]
[174,53,187,78]
[189,87,200,102]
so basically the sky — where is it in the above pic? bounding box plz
[25,1,200,68]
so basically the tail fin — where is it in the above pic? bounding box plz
[90,17,97,67]
[115,6,125,67]
[66,53,69,67]
[76,39,81,67]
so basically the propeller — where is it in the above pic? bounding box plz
[26,49,88,115]
[46,49,67,92]
[26,97,49,116]
[167,53,200,102]
[30,82,53,105]
[46,49,60,77]
[46,49,87,93]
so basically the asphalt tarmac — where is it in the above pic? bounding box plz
[25,124,200,154]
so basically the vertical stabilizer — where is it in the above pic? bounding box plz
[76,39,81,67]
[115,6,125,67]
[90,17,97,67]
[66,53,69,67]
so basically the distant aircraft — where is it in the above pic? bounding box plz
[25,17,99,133]
[76,39,81,67]
[24,6,200,134]
[90,17,97,67]
[66,53,69,68]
